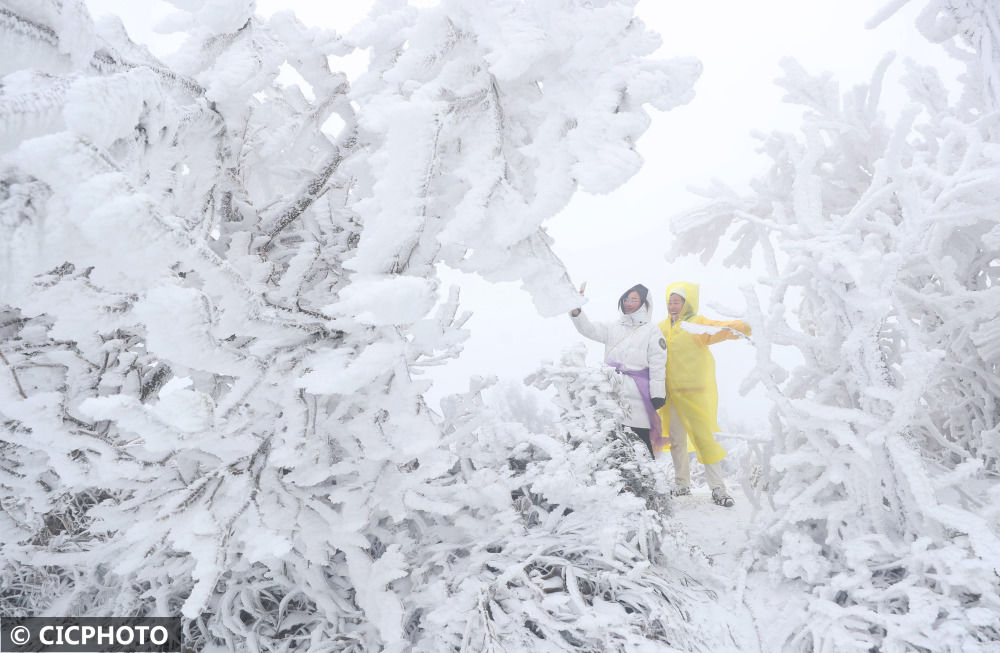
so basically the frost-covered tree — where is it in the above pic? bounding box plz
[670,1,1000,651]
[0,0,704,649]
[525,344,674,518]
[402,346,732,651]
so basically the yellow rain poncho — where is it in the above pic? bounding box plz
[656,282,751,464]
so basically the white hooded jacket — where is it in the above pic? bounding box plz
[571,302,667,428]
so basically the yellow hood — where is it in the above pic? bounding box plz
[666,281,699,320]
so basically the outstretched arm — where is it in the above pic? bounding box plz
[691,316,752,345]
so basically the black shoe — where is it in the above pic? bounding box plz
[712,488,734,508]
[671,486,692,497]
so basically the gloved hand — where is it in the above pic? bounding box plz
[651,397,666,411]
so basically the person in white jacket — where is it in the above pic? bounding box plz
[569,284,668,458]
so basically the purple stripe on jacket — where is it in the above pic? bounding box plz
[606,361,664,457]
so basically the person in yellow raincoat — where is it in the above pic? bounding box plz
[656,281,751,507]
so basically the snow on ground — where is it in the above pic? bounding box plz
[670,481,766,652]
[673,486,754,575]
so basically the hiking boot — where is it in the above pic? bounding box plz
[671,485,691,497]
[712,488,735,508]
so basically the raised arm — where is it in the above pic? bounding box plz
[569,309,609,344]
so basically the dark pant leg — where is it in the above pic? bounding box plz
[630,427,654,458]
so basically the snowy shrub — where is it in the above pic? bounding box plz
[525,344,674,517]
[0,0,703,650]
[670,2,1000,651]
[411,352,730,652]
